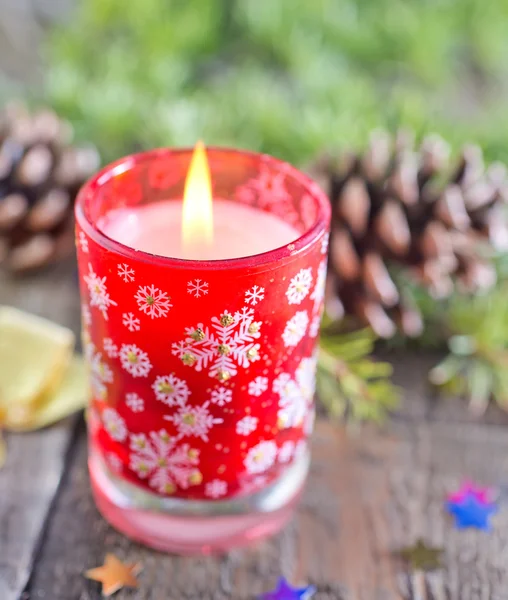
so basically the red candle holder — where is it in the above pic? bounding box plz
[75,147,330,553]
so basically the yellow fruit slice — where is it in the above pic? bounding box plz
[0,306,75,411]
[5,355,88,432]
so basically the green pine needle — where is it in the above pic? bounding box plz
[429,283,508,414]
[317,328,400,422]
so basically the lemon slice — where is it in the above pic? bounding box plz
[6,355,88,431]
[0,306,75,411]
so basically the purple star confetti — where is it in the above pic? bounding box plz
[446,492,498,531]
[259,577,316,600]
[447,481,494,505]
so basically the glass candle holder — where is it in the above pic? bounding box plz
[75,147,330,553]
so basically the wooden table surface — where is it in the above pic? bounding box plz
[2,263,508,600]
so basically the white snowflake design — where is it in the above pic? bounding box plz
[119,343,152,378]
[123,312,141,332]
[125,392,145,413]
[103,408,127,442]
[295,440,307,461]
[245,285,265,306]
[248,376,268,397]
[282,310,309,347]
[103,337,118,358]
[83,263,117,320]
[152,374,190,407]
[274,355,316,429]
[164,402,223,442]
[129,429,201,495]
[244,440,277,474]
[311,259,327,313]
[118,263,135,283]
[309,314,321,338]
[205,479,228,499]
[286,268,313,305]
[187,279,209,298]
[135,284,172,319]
[210,386,232,406]
[88,344,113,400]
[278,440,295,463]
[321,232,330,255]
[172,308,262,381]
[236,415,258,436]
[78,231,89,253]
[81,304,91,327]
[106,452,123,473]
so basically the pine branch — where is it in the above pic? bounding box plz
[317,328,399,422]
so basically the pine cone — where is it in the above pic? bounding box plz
[311,131,508,338]
[0,103,100,273]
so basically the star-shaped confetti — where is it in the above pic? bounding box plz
[446,493,498,531]
[447,481,494,505]
[259,577,316,599]
[85,553,142,597]
[398,539,443,571]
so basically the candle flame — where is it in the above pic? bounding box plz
[182,141,213,256]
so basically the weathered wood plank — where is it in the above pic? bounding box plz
[0,421,77,600]
[0,262,82,600]
[25,416,508,600]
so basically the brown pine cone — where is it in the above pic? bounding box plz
[0,103,100,273]
[311,130,508,338]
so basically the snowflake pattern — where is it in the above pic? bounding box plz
[321,232,330,255]
[282,310,309,347]
[119,343,152,378]
[152,374,190,407]
[236,415,258,436]
[81,304,91,327]
[245,285,265,306]
[205,479,228,499]
[278,440,295,463]
[83,263,117,320]
[244,440,277,474]
[172,309,262,380]
[88,344,113,400]
[106,452,123,473]
[126,392,145,413]
[78,231,89,253]
[235,165,299,225]
[103,408,127,442]
[135,284,172,319]
[210,386,232,406]
[129,430,201,495]
[248,376,268,397]
[274,355,316,429]
[187,279,209,298]
[286,268,313,305]
[118,263,135,283]
[164,402,223,442]
[311,259,327,313]
[103,337,118,358]
[309,314,321,338]
[123,312,141,332]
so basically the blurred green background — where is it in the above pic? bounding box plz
[2,0,508,164]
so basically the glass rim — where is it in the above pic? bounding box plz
[75,146,331,271]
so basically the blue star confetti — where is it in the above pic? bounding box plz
[446,493,498,531]
[259,577,316,600]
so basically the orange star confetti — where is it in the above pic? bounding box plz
[85,553,142,597]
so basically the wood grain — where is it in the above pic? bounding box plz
[24,416,508,600]
[0,263,81,600]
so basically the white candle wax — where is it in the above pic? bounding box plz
[98,199,299,260]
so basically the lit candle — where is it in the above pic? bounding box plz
[98,142,299,260]
[76,144,330,554]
